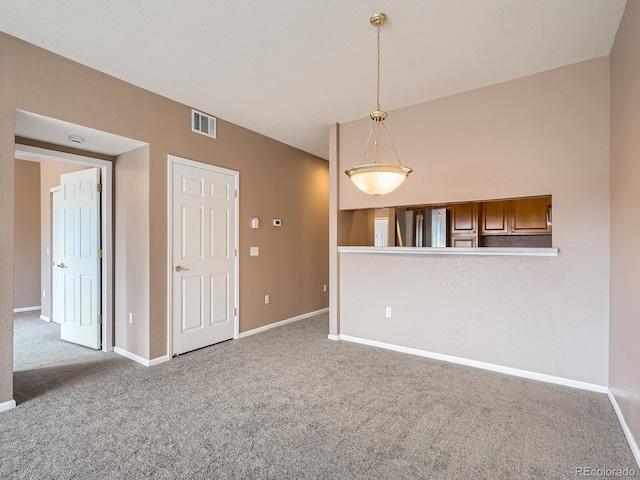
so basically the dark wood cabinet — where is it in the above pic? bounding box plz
[451,203,479,247]
[480,197,551,235]
[510,197,551,234]
[451,235,477,248]
[481,201,508,234]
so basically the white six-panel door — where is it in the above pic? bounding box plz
[57,168,102,349]
[171,158,237,355]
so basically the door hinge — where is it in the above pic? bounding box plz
[234,308,237,316]
[97,315,103,325]
[97,183,103,192]
[234,248,238,257]
[97,249,103,259]
[234,189,238,198]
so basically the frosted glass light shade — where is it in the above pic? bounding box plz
[345,164,412,196]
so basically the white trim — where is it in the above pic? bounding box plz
[13,306,41,313]
[0,400,17,412]
[335,334,607,393]
[148,355,170,367]
[238,308,329,339]
[327,334,339,341]
[338,246,558,257]
[40,315,50,322]
[608,389,640,468]
[167,155,240,358]
[114,347,169,367]
[15,143,115,353]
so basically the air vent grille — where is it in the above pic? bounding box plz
[192,109,217,139]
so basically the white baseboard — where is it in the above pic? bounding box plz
[336,334,608,393]
[0,399,16,412]
[40,315,50,322]
[238,307,329,339]
[148,355,169,366]
[114,347,169,367]
[607,389,640,468]
[13,306,41,313]
[327,334,339,341]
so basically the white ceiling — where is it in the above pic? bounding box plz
[0,1,627,160]
[15,110,147,156]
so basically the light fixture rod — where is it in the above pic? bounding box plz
[376,22,381,112]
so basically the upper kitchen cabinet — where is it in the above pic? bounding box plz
[510,197,552,234]
[481,197,551,235]
[481,201,509,235]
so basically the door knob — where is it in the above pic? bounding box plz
[56,263,67,268]
[175,265,189,272]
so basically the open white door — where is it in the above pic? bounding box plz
[56,168,102,349]
[171,158,238,355]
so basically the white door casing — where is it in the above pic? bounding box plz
[51,187,63,325]
[57,168,102,349]
[170,156,238,355]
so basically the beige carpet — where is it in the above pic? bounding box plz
[1,311,636,479]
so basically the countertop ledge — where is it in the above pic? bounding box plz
[338,246,559,257]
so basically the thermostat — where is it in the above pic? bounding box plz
[273,219,282,227]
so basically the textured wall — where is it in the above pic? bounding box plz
[336,58,610,385]
[610,0,640,456]
[115,146,150,358]
[0,33,328,404]
[13,160,41,309]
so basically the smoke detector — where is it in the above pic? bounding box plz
[68,135,85,145]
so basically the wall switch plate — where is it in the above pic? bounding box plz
[46,246,50,255]
[128,312,133,325]
[385,307,392,318]
[42,290,46,298]
[265,294,270,304]
[323,284,327,292]
[250,247,259,256]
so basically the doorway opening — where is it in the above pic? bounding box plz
[15,145,114,352]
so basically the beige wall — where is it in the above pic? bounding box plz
[334,58,610,385]
[39,159,89,321]
[13,160,41,309]
[0,33,329,404]
[610,0,640,455]
[115,146,150,357]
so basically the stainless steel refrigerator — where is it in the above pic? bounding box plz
[395,208,450,247]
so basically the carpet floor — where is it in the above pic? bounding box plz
[1,311,636,479]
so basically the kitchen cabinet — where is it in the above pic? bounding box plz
[481,201,508,234]
[451,203,479,247]
[510,197,551,234]
[481,197,551,235]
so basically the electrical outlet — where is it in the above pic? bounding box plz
[128,312,133,325]
[385,307,392,318]
[265,294,270,304]
[323,284,327,292]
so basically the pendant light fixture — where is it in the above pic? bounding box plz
[345,13,412,196]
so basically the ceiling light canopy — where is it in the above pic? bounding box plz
[345,13,412,196]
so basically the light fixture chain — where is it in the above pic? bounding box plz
[381,123,404,165]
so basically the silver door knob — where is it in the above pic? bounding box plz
[56,263,67,268]
[175,266,189,272]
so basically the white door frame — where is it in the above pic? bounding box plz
[15,143,114,352]
[167,155,240,358]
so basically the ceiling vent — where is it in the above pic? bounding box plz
[192,109,216,139]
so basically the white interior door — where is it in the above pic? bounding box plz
[172,159,237,355]
[57,168,101,349]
